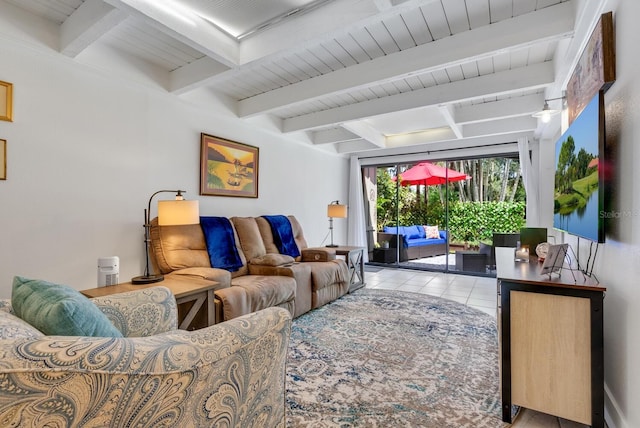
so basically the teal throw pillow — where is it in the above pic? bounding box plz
[11,276,123,337]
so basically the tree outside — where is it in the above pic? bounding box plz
[376,158,526,247]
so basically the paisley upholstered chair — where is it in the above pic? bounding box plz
[0,285,291,427]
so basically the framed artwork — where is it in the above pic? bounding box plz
[0,81,13,122]
[540,243,569,277]
[200,133,259,198]
[0,139,6,180]
[566,11,615,125]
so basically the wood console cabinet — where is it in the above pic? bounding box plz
[495,248,606,427]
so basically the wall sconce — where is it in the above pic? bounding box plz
[532,95,566,123]
[326,200,347,248]
[132,190,199,284]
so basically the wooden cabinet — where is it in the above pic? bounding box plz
[495,248,605,427]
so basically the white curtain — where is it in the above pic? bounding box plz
[348,155,369,262]
[518,137,540,226]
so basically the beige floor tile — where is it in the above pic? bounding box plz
[512,408,561,427]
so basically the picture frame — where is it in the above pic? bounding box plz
[540,243,569,277]
[0,139,6,180]
[200,133,259,198]
[0,80,13,122]
[566,11,615,125]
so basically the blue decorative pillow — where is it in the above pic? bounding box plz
[11,276,123,337]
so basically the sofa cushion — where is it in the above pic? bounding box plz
[425,225,440,239]
[11,276,123,337]
[0,301,44,339]
[406,237,446,247]
[232,217,267,261]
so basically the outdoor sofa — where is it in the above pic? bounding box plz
[378,225,447,261]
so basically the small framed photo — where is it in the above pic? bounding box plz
[0,81,13,122]
[540,243,569,276]
[0,139,6,180]
[200,133,259,198]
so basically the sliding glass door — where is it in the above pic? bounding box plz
[365,156,525,276]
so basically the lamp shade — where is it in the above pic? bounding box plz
[327,203,347,218]
[158,200,199,225]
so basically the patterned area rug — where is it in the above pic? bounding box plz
[286,288,507,427]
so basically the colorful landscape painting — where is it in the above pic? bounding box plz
[200,133,259,198]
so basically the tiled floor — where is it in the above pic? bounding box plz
[364,266,592,428]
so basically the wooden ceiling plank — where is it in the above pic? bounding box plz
[238,2,573,117]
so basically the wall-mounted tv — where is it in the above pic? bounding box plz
[553,92,605,243]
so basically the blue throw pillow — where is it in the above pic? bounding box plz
[11,276,123,337]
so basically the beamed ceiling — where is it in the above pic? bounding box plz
[1,0,607,157]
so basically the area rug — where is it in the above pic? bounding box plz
[286,289,507,427]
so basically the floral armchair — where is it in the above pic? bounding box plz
[0,286,291,427]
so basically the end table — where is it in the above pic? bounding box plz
[81,276,224,330]
[333,246,366,292]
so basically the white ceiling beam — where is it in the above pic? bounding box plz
[341,122,386,148]
[283,62,554,132]
[336,139,381,154]
[60,0,127,57]
[385,128,458,148]
[312,128,360,145]
[238,2,573,117]
[103,0,239,67]
[462,117,538,137]
[359,132,530,161]
[238,0,439,64]
[170,57,230,94]
[455,94,545,124]
[438,105,463,139]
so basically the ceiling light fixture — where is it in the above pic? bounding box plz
[532,96,566,124]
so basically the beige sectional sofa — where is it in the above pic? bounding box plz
[150,215,349,322]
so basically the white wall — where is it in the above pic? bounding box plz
[0,22,348,295]
[538,1,639,426]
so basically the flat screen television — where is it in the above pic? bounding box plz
[553,92,605,243]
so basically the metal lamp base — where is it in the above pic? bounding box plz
[326,244,338,247]
[131,274,164,284]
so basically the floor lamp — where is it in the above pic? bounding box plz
[326,200,347,248]
[132,189,199,284]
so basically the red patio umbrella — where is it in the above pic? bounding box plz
[395,162,470,186]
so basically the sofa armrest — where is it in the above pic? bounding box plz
[91,286,178,337]
[301,247,336,262]
[378,232,408,247]
[0,307,291,428]
[168,267,231,288]
[250,254,295,266]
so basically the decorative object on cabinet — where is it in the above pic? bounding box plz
[0,80,12,122]
[535,242,550,261]
[132,190,199,284]
[566,11,615,124]
[200,133,259,198]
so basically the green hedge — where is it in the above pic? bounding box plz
[447,201,525,244]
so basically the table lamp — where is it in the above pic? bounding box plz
[132,189,199,284]
[326,200,347,248]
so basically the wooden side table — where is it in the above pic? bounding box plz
[81,276,224,331]
[333,246,365,292]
